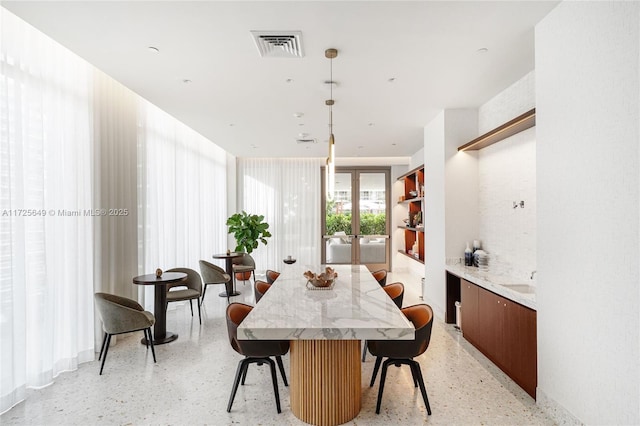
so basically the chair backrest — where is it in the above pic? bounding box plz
[383,282,404,309]
[266,269,280,284]
[226,302,253,353]
[232,253,255,268]
[199,260,230,284]
[94,292,154,334]
[226,302,289,357]
[165,267,203,293]
[372,269,387,286]
[254,280,272,303]
[402,304,434,357]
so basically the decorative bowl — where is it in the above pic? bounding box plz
[304,267,338,289]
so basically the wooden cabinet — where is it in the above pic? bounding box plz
[460,279,537,399]
[396,165,424,263]
[460,279,479,346]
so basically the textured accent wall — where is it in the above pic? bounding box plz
[536,2,639,424]
[476,72,537,283]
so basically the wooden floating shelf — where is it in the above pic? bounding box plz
[396,164,424,181]
[458,108,536,151]
[398,226,424,232]
[398,250,424,264]
[398,197,423,204]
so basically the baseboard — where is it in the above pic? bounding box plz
[537,389,582,425]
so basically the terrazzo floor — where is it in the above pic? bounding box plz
[2,270,555,426]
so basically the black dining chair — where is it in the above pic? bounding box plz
[226,302,289,413]
[368,303,434,415]
[362,282,405,362]
[372,269,387,287]
[254,280,272,303]
[266,269,281,284]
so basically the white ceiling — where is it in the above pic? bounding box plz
[2,1,559,159]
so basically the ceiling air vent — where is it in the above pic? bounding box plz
[296,138,317,144]
[251,31,304,58]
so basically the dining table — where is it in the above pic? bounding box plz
[133,272,187,345]
[237,264,414,426]
[212,252,243,297]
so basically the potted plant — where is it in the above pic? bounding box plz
[226,211,271,254]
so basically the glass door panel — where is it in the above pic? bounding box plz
[356,172,388,266]
[324,172,354,264]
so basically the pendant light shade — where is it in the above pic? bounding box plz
[325,48,337,201]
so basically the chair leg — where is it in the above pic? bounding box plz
[189,299,194,316]
[201,284,208,306]
[98,332,108,361]
[267,357,282,413]
[241,360,249,385]
[362,341,368,362]
[99,334,112,375]
[276,355,288,386]
[197,298,202,324]
[375,358,392,414]
[227,359,248,412]
[413,360,432,415]
[147,328,157,363]
[370,356,382,387]
[409,359,419,388]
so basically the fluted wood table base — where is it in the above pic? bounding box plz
[290,340,361,426]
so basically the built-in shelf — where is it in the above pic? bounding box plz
[398,197,424,204]
[397,226,424,232]
[398,250,424,264]
[458,108,536,151]
[396,165,425,263]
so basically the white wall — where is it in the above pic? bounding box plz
[475,71,537,282]
[536,2,639,424]
[424,110,478,319]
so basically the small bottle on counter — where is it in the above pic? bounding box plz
[464,242,473,266]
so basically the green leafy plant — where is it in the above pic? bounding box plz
[226,211,271,254]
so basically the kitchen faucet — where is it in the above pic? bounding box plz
[530,270,537,280]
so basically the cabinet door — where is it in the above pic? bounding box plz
[477,287,507,370]
[460,279,479,345]
[504,300,537,398]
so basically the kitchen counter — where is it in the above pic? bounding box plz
[446,263,536,310]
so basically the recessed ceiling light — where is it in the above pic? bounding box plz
[298,132,309,138]
[286,78,294,83]
[293,112,304,118]
[477,47,489,53]
[392,143,397,146]
[229,123,235,127]
[182,79,192,84]
[148,46,159,53]
[388,77,396,83]
[358,145,364,149]
[368,123,375,127]
[298,123,305,127]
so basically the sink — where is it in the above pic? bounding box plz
[502,284,536,294]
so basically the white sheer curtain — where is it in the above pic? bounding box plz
[0,8,94,413]
[237,158,322,270]
[137,100,227,295]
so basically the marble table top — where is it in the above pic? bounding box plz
[446,263,537,310]
[238,264,415,340]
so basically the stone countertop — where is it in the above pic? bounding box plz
[238,264,415,340]
[446,263,536,310]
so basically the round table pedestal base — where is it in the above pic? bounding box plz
[141,331,178,345]
[218,290,241,297]
[290,340,361,426]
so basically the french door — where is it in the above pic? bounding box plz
[321,167,390,271]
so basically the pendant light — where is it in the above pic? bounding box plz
[325,48,337,200]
